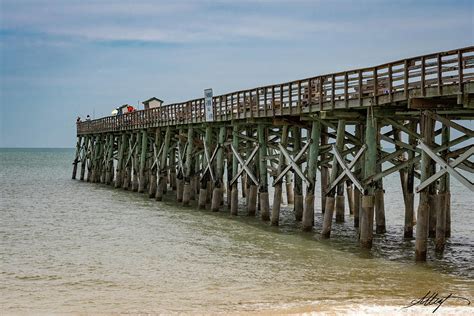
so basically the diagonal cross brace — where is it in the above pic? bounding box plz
[176,142,187,175]
[201,142,219,183]
[273,141,311,186]
[230,144,260,187]
[328,144,367,193]
[416,141,474,192]
[151,142,165,171]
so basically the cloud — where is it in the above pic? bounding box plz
[1,0,471,45]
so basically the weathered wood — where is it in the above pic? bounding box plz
[293,127,304,221]
[122,133,133,190]
[436,124,450,250]
[416,112,434,261]
[132,131,141,192]
[115,134,126,188]
[271,126,289,226]
[302,120,321,231]
[72,136,82,180]
[258,124,270,220]
[138,129,148,193]
[80,135,90,181]
[182,126,194,206]
[320,126,329,214]
[322,119,345,238]
[231,125,239,216]
[156,127,170,200]
[211,126,226,212]
[353,124,364,228]
[360,110,377,248]
[375,126,386,234]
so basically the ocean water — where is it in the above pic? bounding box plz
[0,148,473,314]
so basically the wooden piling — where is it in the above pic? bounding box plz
[416,112,434,261]
[258,124,270,221]
[138,129,148,193]
[436,124,450,251]
[132,131,140,192]
[353,124,363,228]
[293,127,304,221]
[302,120,320,231]
[148,129,160,198]
[72,136,82,180]
[320,126,329,214]
[360,111,376,248]
[123,133,132,190]
[80,136,89,181]
[404,121,417,238]
[156,127,171,201]
[231,125,239,215]
[271,126,288,226]
[104,134,113,185]
[182,126,194,206]
[321,120,345,238]
[335,124,346,223]
[211,126,226,212]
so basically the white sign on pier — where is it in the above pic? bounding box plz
[204,88,214,122]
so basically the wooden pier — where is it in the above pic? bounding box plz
[74,46,474,261]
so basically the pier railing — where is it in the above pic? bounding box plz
[77,46,474,134]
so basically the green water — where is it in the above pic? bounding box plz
[0,149,472,313]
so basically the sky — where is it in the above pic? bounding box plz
[0,0,473,147]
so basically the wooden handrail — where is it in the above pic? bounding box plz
[77,46,474,134]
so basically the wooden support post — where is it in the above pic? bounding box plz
[321,120,345,238]
[192,151,200,201]
[86,135,93,182]
[176,129,184,202]
[148,128,159,198]
[198,126,212,209]
[360,111,377,249]
[156,127,171,201]
[226,130,233,207]
[293,126,304,221]
[320,126,329,214]
[211,126,226,211]
[404,121,417,238]
[231,125,239,215]
[258,124,270,221]
[100,135,108,184]
[80,135,89,181]
[443,125,452,238]
[335,123,346,223]
[115,134,126,188]
[138,129,148,193]
[271,126,289,226]
[375,127,386,234]
[346,181,354,215]
[182,126,194,206]
[416,112,434,261]
[123,133,133,190]
[170,145,177,191]
[246,128,257,215]
[285,152,294,206]
[353,124,363,228]
[436,124,449,251]
[105,134,114,185]
[72,136,82,179]
[303,120,321,231]
[132,131,141,192]
[92,135,102,183]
